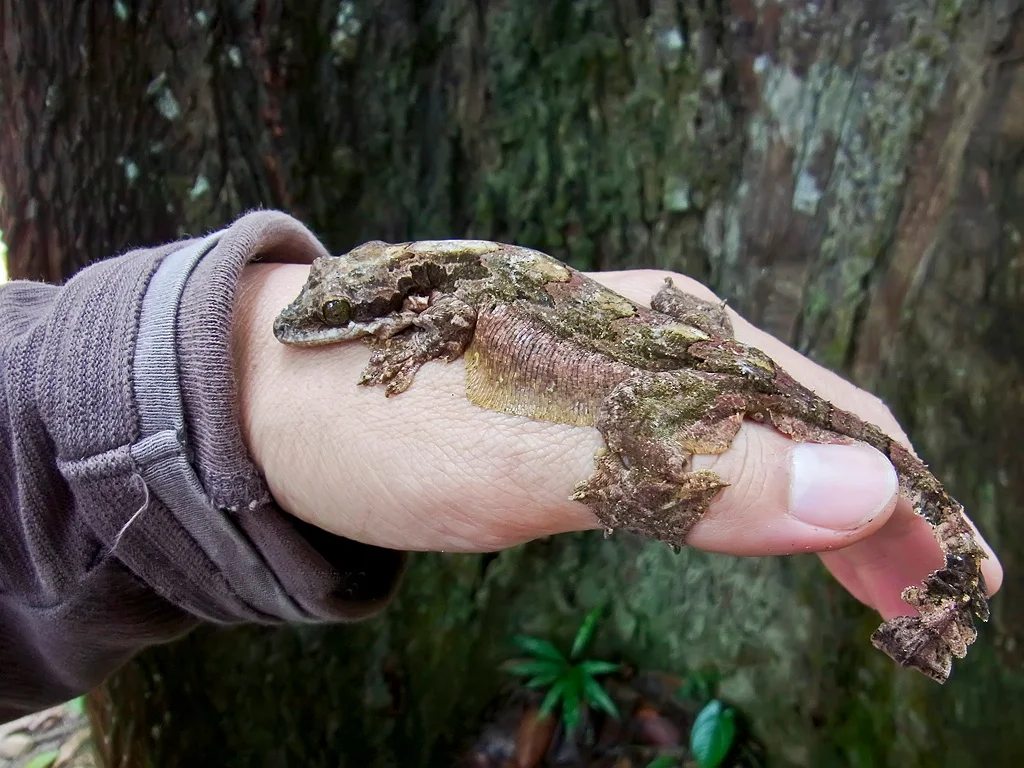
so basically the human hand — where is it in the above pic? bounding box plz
[234,263,1002,620]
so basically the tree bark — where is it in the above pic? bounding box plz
[2,1,1022,765]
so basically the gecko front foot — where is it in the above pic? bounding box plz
[360,294,476,395]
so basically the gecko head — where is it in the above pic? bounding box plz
[272,249,408,346]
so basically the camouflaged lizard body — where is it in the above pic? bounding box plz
[274,238,989,684]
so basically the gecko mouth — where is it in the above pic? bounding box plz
[272,316,357,346]
[273,313,414,345]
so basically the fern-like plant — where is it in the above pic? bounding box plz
[503,605,621,734]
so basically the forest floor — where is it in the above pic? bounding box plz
[460,668,764,768]
[0,702,95,768]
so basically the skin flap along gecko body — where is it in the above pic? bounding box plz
[273,238,990,684]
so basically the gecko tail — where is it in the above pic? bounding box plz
[686,336,991,682]
[769,375,991,682]
[871,615,956,684]
[871,563,983,684]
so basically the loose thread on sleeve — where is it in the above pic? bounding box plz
[109,473,151,554]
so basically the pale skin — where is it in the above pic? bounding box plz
[234,263,1002,623]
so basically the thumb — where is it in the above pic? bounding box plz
[680,422,900,555]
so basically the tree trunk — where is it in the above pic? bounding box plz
[2,1,1021,765]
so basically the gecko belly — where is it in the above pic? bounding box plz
[464,303,634,426]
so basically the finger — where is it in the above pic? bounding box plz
[821,504,1003,617]
[686,423,899,555]
[593,270,1003,604]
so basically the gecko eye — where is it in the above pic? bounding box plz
[321,299,352,327]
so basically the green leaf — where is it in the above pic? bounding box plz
[512,635,566,663]
[68,695,86,715]
[570,605,604,660]
[23,751,61,768]
[581,673,621,720]
[579,659,619,676]
[539,678,567,719]
[690,699,736,768]
[645,757,680,768]
[560,669,584,733]
[502,658,565,679]
[525,670,564,690]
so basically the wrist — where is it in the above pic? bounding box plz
[234,262,312,481]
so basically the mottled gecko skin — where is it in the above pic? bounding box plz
[273,239,989,683]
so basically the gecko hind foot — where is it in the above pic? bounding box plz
[651,278,734,339]
[572,449,727,547]
[571,371,742,546]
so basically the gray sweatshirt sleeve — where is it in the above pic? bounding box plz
[0,211,405,723]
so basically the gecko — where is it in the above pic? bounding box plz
[272,238,989,684]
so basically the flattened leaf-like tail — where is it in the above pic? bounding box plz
[687,338,990,683]
[868,444,989,683]
[870,597,977,684]
[796,392,989,684]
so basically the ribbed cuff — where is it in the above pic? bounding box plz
[169,211,406,621]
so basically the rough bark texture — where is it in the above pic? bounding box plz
[2,0,1022,765]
